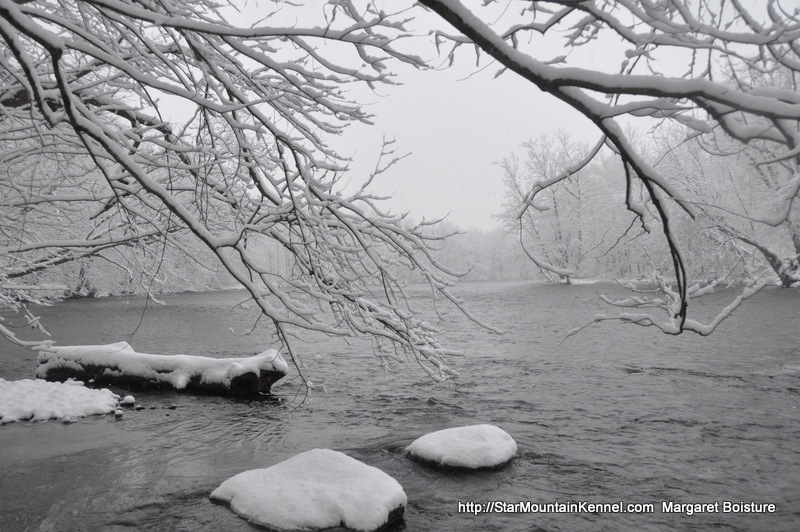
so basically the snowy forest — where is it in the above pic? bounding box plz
[496,126,800,287]
[6,122,799,295]
[2,0,800,372]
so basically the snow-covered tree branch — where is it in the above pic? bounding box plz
[3,0,798,386]
[421,0,800,333]
[0,0,495,382]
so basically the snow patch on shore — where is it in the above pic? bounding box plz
[0,378,119,424]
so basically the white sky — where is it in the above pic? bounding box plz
[328,0,772,231]
[327,2,626,232]
[228,1,591,231]
[218,1,715,231]
[156,0,781,232]
[336,63,595,231]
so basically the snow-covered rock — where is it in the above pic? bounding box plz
[0,378,119,424]
[211,449,406,531]
[405,424,517,469]
[36,342,288,397]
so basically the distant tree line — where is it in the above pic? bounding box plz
[496,125,800,290]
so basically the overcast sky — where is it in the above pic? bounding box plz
[337,59,596,231]
[325,0,634,232]
[213,1,771,232]
[226,1,661,231]
[221,1,590,232]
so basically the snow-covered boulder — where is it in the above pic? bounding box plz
[211,449,406,531]
[36,342,288,397]
[121,395,135,406]
[405,424,517,469]
[0,378,119,424]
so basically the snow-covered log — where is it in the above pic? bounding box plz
[36,342,288,397]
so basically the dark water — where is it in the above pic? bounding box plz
[1,282,799,531]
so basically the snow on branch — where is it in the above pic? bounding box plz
[0,0,486,384]
[422,0,800,333]
[563,275,778,339]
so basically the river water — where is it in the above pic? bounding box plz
[1,281,798,531]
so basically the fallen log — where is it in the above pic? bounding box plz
[36,342,288,397]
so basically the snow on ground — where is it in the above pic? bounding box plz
[0,378,119,424]
[211,448,406,531]
[36,342,288,390]
[405,424,517,469]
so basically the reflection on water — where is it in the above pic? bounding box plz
[1,282,799,531]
